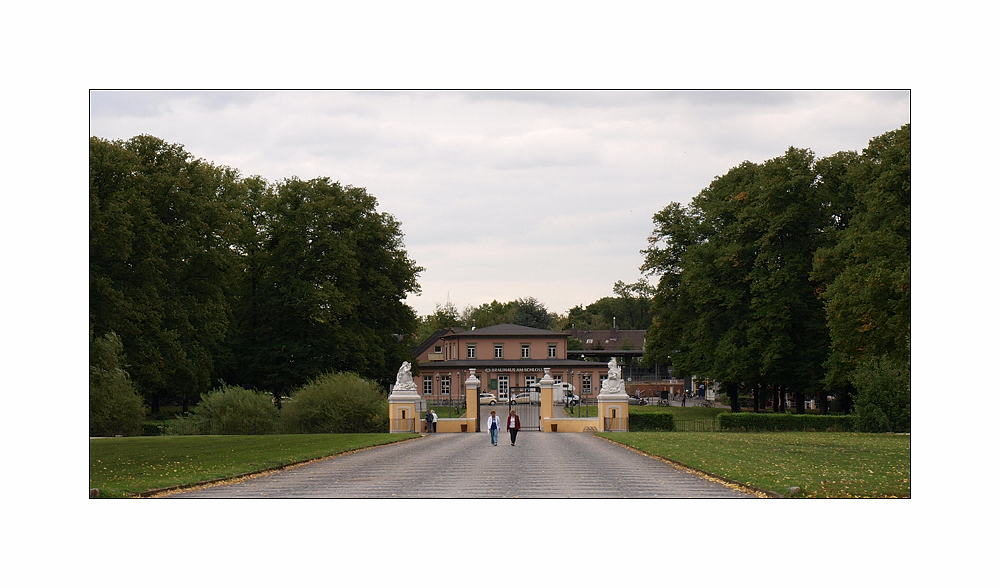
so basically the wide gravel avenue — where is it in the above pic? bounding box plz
[170,432,756,498]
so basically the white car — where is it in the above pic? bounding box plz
[512,393,533,404]
[479,393,498,405]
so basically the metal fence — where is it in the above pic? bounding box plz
[673,419,718,432]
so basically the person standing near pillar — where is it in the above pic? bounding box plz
[507,408,521,446]
[425,409,433,433]
[486,410,500,446]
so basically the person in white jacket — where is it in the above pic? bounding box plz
[485,410,500,446]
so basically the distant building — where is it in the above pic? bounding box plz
[413,324,609,404]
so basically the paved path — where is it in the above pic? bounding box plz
[170,433,756,498]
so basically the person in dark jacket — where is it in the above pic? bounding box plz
[506,409,521,446]
[425,409,434,433]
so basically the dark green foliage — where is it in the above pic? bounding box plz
[224,177,421,394]
[851,353,910,433]
[628,412,675,431]
[90,331,147,437]
[813,125,911,389]
[279,372,390,434]
[718,412,856,432]
[170,385,279,435]
[455,297,556,331]
[643,126,909,413]
[90,135,422,406]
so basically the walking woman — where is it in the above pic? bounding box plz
[486,410,501,446]
[507,408,521,446]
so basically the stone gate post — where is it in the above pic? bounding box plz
[538,368,555,432]
[388,361,420,433]
[465,368,480,432]
[597,358,629,432]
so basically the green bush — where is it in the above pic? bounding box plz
[164,413,204,435]
[629,412,675,431]
[718,412,856,432]
[90,331,146,437]
[851,354,910,433]
[280,372,389,434]
[172,385,279,435]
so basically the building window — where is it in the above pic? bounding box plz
[467,344,476,359]
[525,375,536,388]
[423,377,433,395]
[600,375,607,391]
[434,345,442,354]
[498,375,509,400]
[582,374,592,395]
[548,344,557,358]
[521,344,530,358]
[441,376,451,396]
[494,344,504,358]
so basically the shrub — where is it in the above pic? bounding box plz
[629,412,675,431]
[851,354,910,433]
[175,385,279,435]
[90,331,146,437]
[718,412,856,432]
[280,372,389,434]
[164,413,204,435]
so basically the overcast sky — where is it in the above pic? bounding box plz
[90,90,910,317]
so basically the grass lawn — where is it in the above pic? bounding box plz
[90,433,418,498]
[598,431,910,498]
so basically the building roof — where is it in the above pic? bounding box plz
[567,329,645,351]
[450,323,567,337]
[412,327,458,357]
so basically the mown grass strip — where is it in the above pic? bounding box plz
[89,433,419,498]
[597,431,910,498]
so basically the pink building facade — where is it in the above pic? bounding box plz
[412,324,609,404]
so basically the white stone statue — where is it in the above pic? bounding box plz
[602,357,625,394]
[394,361,417,391]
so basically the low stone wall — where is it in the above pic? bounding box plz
[434,418,472,433]
[542,418,600,433]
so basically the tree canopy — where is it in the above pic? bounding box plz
[641,125,910,423]
[90,135,422,406]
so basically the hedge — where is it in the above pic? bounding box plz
[629,413,675,432]
[717,412,856,432]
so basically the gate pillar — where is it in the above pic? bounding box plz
[597,358,629,432]
[538,368,555,432]
[388,361,420,433]
[465,368,481,432]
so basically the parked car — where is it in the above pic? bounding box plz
[479,393,497,405]
[512,393,533,404]
[628,395,647,405]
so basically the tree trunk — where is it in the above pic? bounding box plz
[794,391,805,414]
[771,384,782,413]
[753,383,760,413]
[819,392,829,415]
[727,381,740,413]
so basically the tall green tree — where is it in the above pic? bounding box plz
[90,135,245,411]
[812,125,911,387]
[415,301,465,342]
[222,177,421,394]
[643,148,834,413]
